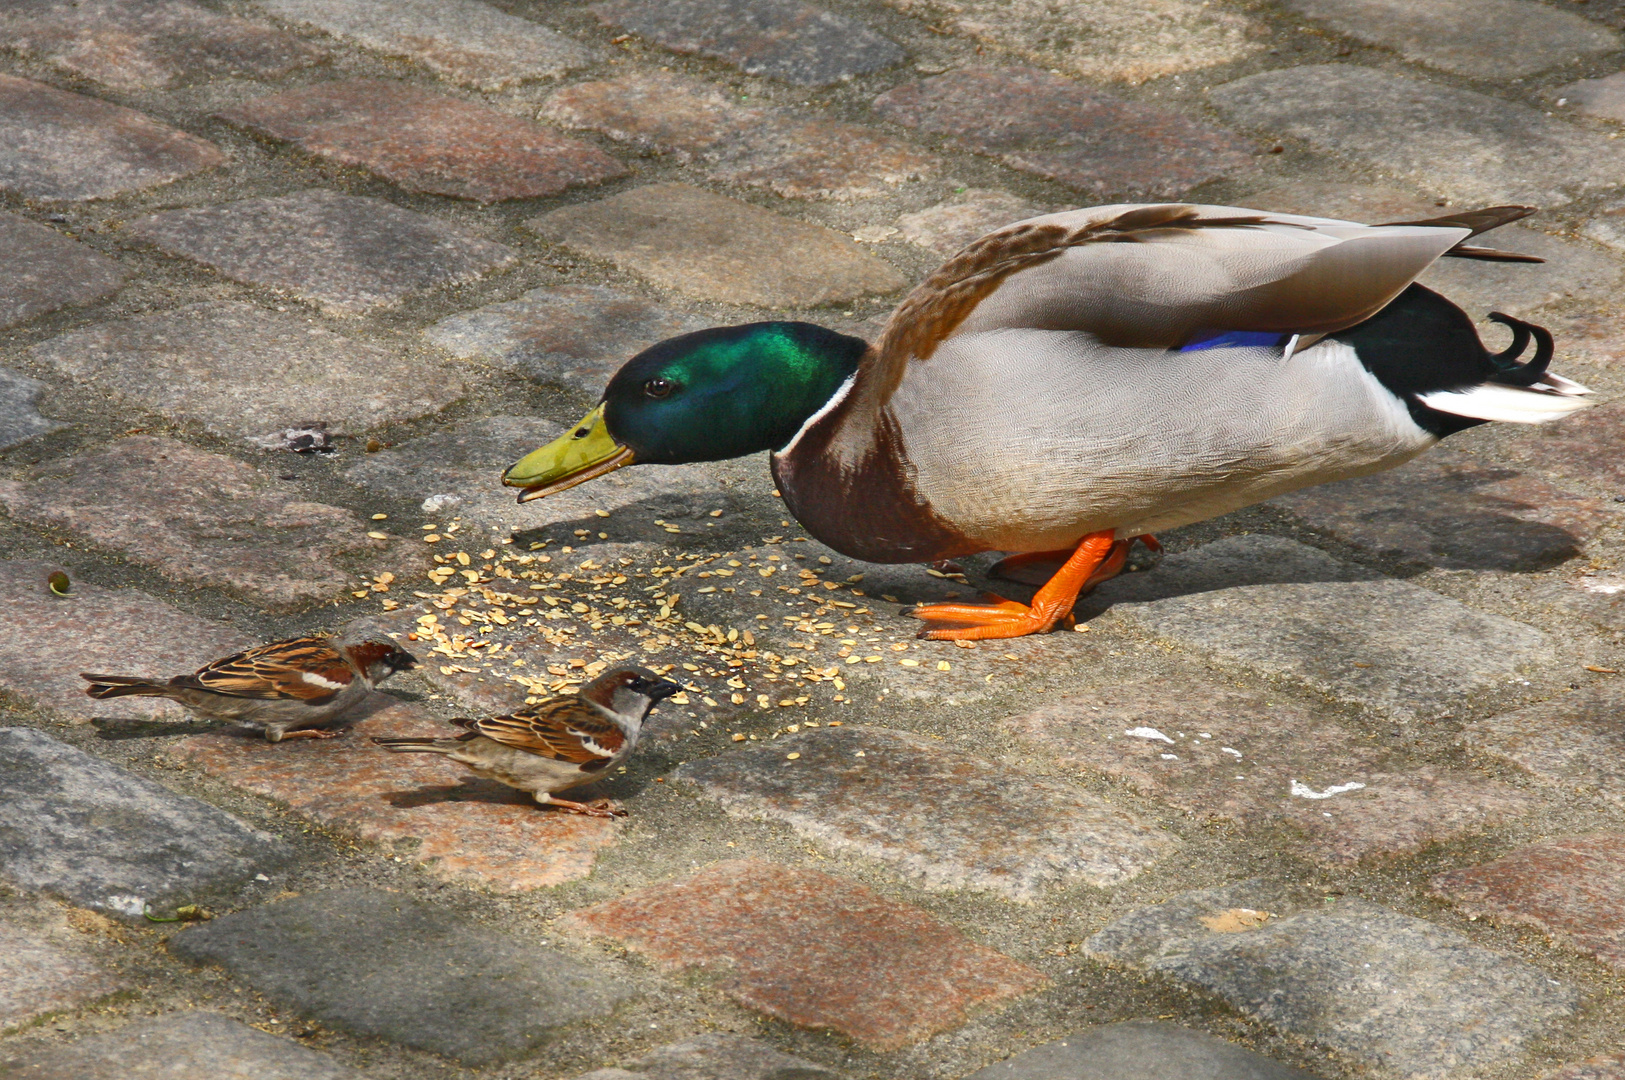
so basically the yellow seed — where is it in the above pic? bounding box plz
[366,531,388,540]
[371,513,388,520]
[594,509,610,518]
[423,534,441,543]
[786,752,800,760]
[732,732,747,741]
[456,552,471,566]
[938,661,951,671]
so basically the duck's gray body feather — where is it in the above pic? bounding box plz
[890,330,1433,551]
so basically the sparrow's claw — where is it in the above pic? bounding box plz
[539,795,627,818]
[276,728,342,741]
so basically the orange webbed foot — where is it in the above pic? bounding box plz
[911,531,1129,640]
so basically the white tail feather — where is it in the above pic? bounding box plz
[1418,382,1594,424]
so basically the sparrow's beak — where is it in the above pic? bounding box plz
[503,404,635,503]
[648,679,684,702]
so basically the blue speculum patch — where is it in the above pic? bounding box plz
[1178,330,1291,352]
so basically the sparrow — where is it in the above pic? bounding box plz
[372,666,682,816]
[82,635,418,742]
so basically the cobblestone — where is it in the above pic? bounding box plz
[572,1034,840,1080]
[963,1021,1323,1080]
[0,558,253,720]
[0,74,224,200]
[0,901,124,1032]
[1212,65,1625,207]
[1087,535,1554,721]
[0,1011,362,1079]
[0,0,325,90]
[0,213,125,330]
[221,80,626,203]
[1271,446,1610,573]
[896,188,1045,256]
[529,183,907,307]
[31,301,465,443]
[589,0,903,87]
[173,888,629,1064]
[1462,684,1625,807]
[0,368,63,451]
[874,68,1254,198]
[1503,402,1625,493]
[882,0,1262,84]
[253,0,595,90]
[544,70,936,200]
[423,284,706,396]
[1086,880,1580,1078]
[678,725,1173,899]
[170,697,626,890]
[1004,676,1536,865]
[1542,1058,1625,1080]
[0,436,424,609]
[565,859,1047,1050]
[0,727,291,920]
[1282,0,1619,79]
[1557,73,1625,122]
[1431,834,1625,970]
[129,189,516,316]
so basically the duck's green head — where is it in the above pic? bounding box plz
[503,321,867,502]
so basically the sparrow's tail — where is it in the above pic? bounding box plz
[371,737,465,754]
[81,674,174,700]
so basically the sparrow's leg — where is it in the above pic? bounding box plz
[536,793,627,817]
[910,530,1128,640]
[273,728,342,741]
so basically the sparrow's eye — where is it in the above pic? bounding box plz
[643,378,675,399]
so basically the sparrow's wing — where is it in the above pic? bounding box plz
[175,636,354,702]
[463,696,626,768]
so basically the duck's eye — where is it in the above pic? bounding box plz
[572,427,590,439]
[643,378,675,399]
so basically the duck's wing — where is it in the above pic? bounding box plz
[865,202,1516,406]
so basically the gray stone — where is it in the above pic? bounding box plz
[0,558,254,720]
[0,367,64,451]
[1211,65,1625,207]
[424,285,706,396]
[1541,1057,1625,1080]
[896,189,1044,256]
[1244,181,1625,318]
[1086,535,1555,721]
[0,0,325,90]
[1086,880,1579,1078]
[0,727,291,920]
[1556,73,1625,122]
[574,1033,840,1080]
[343,415,727,538]
[32,301,465,443]
[0,900,124,1031]
[874,68,1254,198]
[677,725,1173,900]
[0,1011,362,1079]
[1462,684,1625,808]
[1271,446,1612,573]
[964,1022,1323,1080]
[528,183,907,307]
[1003,675,1537,865]
[0,73,224,201]
[170,888,631,1064]
[1283,0,1618,78]
[590,0,902,87]
[129,190,516,316]
[0,436,427,609]
[0,213,125,329]
[881,0,1262,85]
[543,71,937,202]
[253,0,596,90]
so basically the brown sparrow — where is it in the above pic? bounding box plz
[82,635,418,742]
[373,666,681,816]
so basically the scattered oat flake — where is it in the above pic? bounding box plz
[1586,665,1619,674]
[1199,908,1272,933]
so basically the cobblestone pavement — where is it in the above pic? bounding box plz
[3,1,1625,1078]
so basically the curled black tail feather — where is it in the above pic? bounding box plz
[1484,312,1553,386]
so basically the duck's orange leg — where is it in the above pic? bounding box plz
[911,530,1128,640]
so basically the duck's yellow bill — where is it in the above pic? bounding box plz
[502,404,635,503]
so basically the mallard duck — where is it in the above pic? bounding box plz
[502,203,1592,640]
